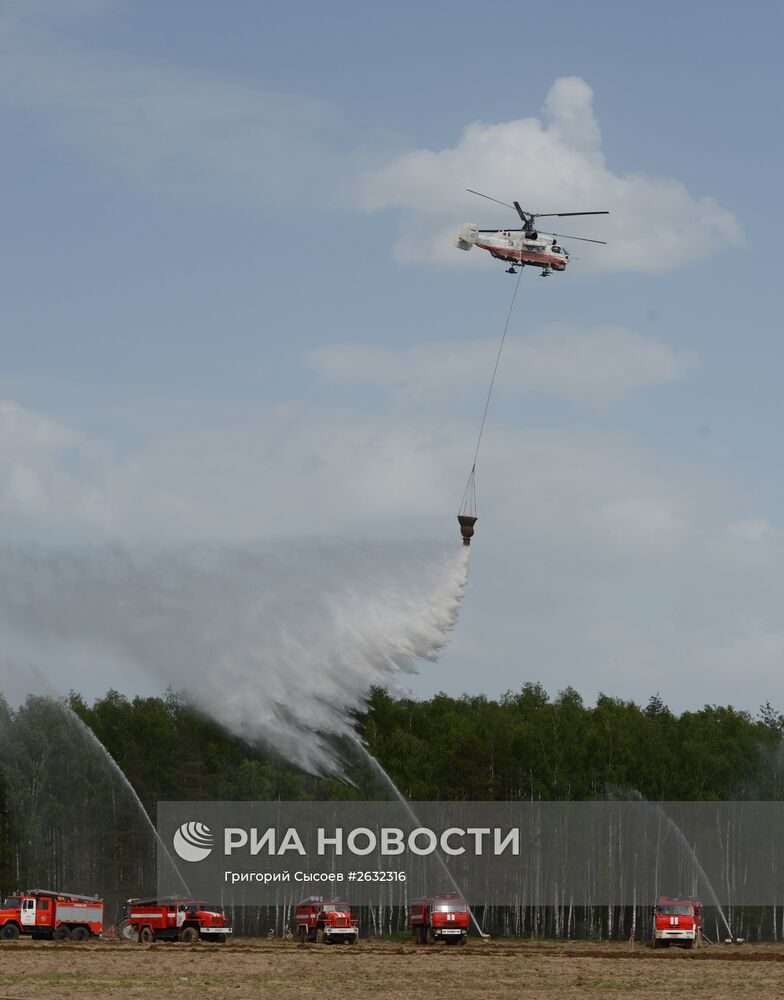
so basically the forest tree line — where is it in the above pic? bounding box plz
[34,683,784,806]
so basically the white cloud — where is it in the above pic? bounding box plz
[360,76,742,273]
[601,496,689,545]
[708,624,784,684]
[0,2,395,209]
[307,325,700,408]
[578,616,784,704]
[0,11,740,271]
[729,517,774,542]
[0,396,696,551]
[7,465,48,513]
[0,402,111,530]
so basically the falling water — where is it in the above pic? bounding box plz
[0,541,470,777]
[0,540,471,927]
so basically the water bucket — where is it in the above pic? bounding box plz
[457,515,477,546]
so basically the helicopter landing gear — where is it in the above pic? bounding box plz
[505,266,517,274]
[540,267,551,277]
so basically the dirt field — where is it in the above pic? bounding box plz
[2,939,784,1000]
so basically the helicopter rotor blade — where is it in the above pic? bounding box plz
[533,211,609,219]
[539,230,607,245]
[512,200,529,223]
[465,189,515,210]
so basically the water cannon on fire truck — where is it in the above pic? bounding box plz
[295,896,359,944]
[410,892,469,946]
[653,895,703,949]
[0,888,104,942]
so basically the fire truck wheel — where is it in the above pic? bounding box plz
[179,926,200,944]
[71,926,90,943]
[297,926,307,944]
[139,926,154,944]
[118,919,137,942]
[347,933,358,945]
[54,926,71,941]
[0,923,20,941]
[315,928,325,944]
[426,927,435,946]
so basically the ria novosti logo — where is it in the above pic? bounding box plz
[173,821,214,862]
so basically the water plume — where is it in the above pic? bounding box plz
[0,540,469,773]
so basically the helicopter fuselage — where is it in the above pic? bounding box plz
[475,231,567,271]
[454,223,568,272]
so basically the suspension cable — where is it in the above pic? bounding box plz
[459,264,525,515]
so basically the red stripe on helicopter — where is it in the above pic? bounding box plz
[476,243,566,266]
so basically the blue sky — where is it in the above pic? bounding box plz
[2,0,784,713]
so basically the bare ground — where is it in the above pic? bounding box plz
[2,939,784,999]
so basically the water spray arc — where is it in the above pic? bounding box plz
[63,704,191,898]
[623,790,734,942]
[654,805,734,942]
[358,742,487,939]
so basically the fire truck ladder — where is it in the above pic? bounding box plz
[129,896,204,906]
[26,889,100,902]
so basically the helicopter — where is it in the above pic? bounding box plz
[454,189,609,276]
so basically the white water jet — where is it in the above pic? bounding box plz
[0,540,469,774]
[622,789,734,940]
[655,806,734,941]
[61,703,191,897]
[359,742,486,938]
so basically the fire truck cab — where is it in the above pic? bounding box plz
[124,897,232,944]
[410,892,469,945]
[653,895,703,949]
[0,889,104,942]
[295,897,359,944]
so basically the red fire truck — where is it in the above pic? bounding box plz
[124,897,232,944]
[410,893,469,945]
[0,889,104,941]
[295,897,359,944]
[653,895,703,949]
